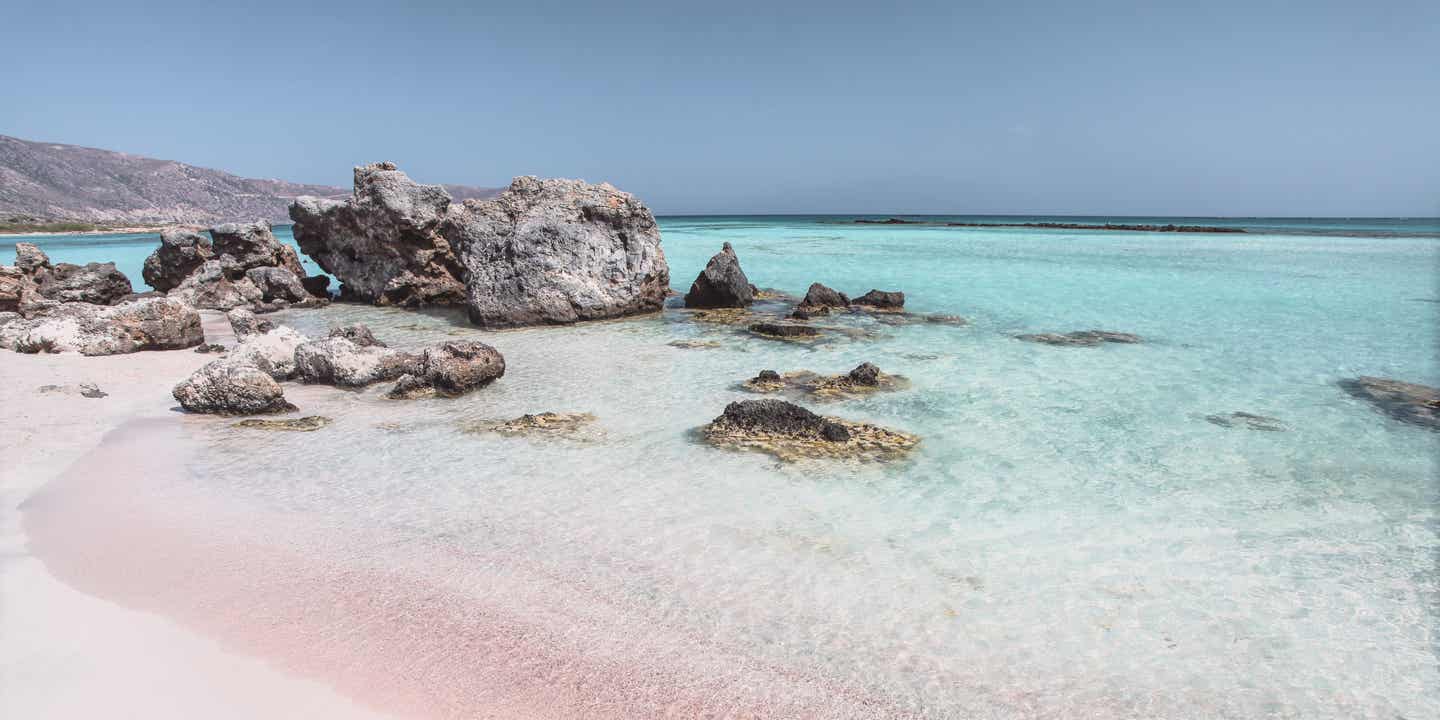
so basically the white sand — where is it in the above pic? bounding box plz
[0,348,394,720]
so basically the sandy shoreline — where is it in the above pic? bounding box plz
[0,348,394,720]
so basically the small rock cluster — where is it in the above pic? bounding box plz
[144,221,331,312]
[742,362,908,400]
[701,399,919,462]
[172,323,506,415]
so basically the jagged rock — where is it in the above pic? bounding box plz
[385,340,505,399]
[1205,412,1287,432]
[851,289,904,311]
[301,274,331,298]
[294,336,420,387]
[448,176,670,327]
[798,282,849,309]
[245,266,308,303]
[847,362,881,386]
[173,357,296,415]
[0,267,28,313]
[290,162,465,306]
[757,369,781,382]
[749,322,820,339]
[1017,330,1141,346]
[228,325,307,380]
[226,307,272,340]
[0,297,202,355]
[701,399,920,462]
[461,412,596,437]
[234,416,332,432]
[328,324,385,347]
[14,243,50,274]
[684,242,753,309]
[142,228,213,291]
[1339,376,1439,430]
[210,220,305,276]
[169,258,264,310]
[35,262,133,305]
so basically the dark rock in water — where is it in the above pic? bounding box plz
[749,322,820,339]
[143,228,213,292]
[245,266,308,303]
[711,399,849,441]
[211,220,306,277]
[851,289,904,310]
[847,362,881,386]
[684,242,754,309]
[234,416,333,432]
[925,314,969,325]
[328,324,386,347]
[462,412,596,437]
[291,164,668,327]
[35,261,133,305]
[853,217,921,225]
[1205,412,1287,432]
[387,340,505,399]
[798,282,850,309]
[194,343,227,354]
[37,382,107,398]
[290,162,469,306]
[756,369,782,382]
[1339,376,1440,430]
[301,274,331,298]
[0,297,203,355]
[1017,330,1142,346]
[15,242,51,275]
[701,399,920,461]
[294,336,420,388]
[788,306,829,320]
[173,357,297,415]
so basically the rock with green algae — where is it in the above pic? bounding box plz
[233,416,333,431]
[701,399,918,462]
[462,412,598,437]
[740,363,909,400]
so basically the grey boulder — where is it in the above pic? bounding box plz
[684,242,753,309]
[245,266,308,303]
[173,356,297,415]
[35,262,133,305]
[142,228,214,292]
[294,336,420,387]
[1,297,202,355]
[387,340,505,399]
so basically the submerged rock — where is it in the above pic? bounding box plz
[143,228,214,291]
[741,363,909,400]
[35,261,133,305]
[0,297,202,355]
[294,336,420,388]
[386,340,505,399]
[667,338,723,350]
[1339,376,1439,430]
[748,322,821,340]
[462,412,597,437]
[701,399,918,462]
[1016,330,1142,346]
[684,242,753,309]
[234,416,333,432]
[1205,412,1287,432]
[851,289,905,311]
[173,357,296,415]
[36,382,107,398]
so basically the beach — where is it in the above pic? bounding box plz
[2,217,1438,718]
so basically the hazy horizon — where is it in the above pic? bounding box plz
[3,1,1437,217]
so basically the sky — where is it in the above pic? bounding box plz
[3,0,1437,216]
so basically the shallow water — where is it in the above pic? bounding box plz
[18,217,1440,717]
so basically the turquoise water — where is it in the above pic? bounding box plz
[16,217,1440,717]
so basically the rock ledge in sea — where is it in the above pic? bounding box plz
[1339,376,1439,430]
[701,399,918,462]
[462,412,597,437]
[1016,330,1141,346]
[741,363,909,400]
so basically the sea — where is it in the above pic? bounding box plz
[10,216,1440,718]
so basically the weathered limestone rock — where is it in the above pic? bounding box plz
[228,325,308,380]
[226,307,273,340]
[1339,376,1439,430]
[234,416,332,431]
[143,228,213,291]
[14,243,50,275]
[173,357,296,415]
[700,399,919,462]
[0,266,28,313]
[328,324,385,347]
[211,220,306,277]
[386,340,505,399]
[0,297,202,355]
[290,162,465,306]
[461,412,596,437]
[851,289,905,311]
[294,336,420,387]
[447,176,670,327]
[301,274,331,298]
[684,242,753,309]
[245,266,308,303]
[168,258,264,310]
[35,262,133,305]
[798,282,849,309]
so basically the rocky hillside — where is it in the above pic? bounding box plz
[0,134,499,225]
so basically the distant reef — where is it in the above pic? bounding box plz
[846,217,1246,233]
[0,134,500,227]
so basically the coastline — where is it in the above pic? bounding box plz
[0,348,394,720]
[0,225,193,237]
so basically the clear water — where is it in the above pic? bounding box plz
[17,217,1440,717]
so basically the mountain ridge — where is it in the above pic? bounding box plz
[0,133,500,226]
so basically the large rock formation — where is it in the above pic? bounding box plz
[143,228,214,291]
[0,296,203,355]
[211,220,306,277]
[289,164,670,327]
[143,220,325,311]
[289,162,465,306]
[684,242,753,309]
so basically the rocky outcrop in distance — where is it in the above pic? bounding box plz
[289,163,669,328]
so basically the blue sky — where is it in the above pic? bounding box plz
[4,0,1437,215]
